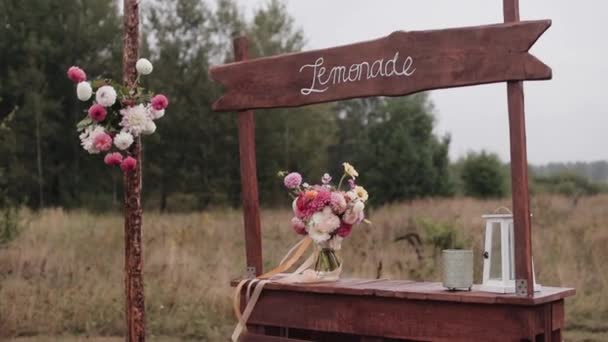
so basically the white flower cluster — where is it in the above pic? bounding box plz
[119,104,156,137]
[308,207,342,243]
[71,58,168,161]
[114,102,165,150]
[79,125,106,154]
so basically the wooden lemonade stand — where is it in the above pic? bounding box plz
[210,1,574,341]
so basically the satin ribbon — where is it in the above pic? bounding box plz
[231,237,342,341]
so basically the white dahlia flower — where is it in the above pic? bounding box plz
[141,119,157,135]
[147,105,165,120]
[352,201,365,214]
[114,131,134,150]
[79,125,105,154]
[342,209,359,225]
[136,58,153,75]
[76,82,92,101]
[96,85,117,107]
[308,227,331,243]
[120,104,153,136]
[310,207,341,234]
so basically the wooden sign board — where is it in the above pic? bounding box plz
[210,20,551,112]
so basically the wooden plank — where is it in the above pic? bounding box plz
[551,300,565,330]
[495,287,575,306]
[247,290,546,341]
[543,304,552,342]
[231,278,575,306]
[233,37,263,276]
[210,20,551,112]
[503,0,535,298]
[240,332,311,342]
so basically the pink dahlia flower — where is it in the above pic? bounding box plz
[93,133,112,152]
[120,156,137,172]
[88,104,107,122]
[104,152,123,166]
[295,189,332,219]
[330,192,347,214]
[151,94,169,110]
[336,223,353,238]
[291,217,307,235]
[67,66,86,83]
[283,172,302,189]
[310,190,331,210]
[342,208,359,225]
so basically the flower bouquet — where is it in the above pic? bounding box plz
[66,59,168,172]
[281,162,369,281]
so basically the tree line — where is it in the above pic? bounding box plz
[0,0,603,212]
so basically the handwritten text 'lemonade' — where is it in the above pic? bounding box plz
[299,52,416,95]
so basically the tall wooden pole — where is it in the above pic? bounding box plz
[233,36,263,277]
[503,0,534,297]
[123,0,146,340]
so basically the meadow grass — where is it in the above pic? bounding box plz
[1,194,607,341]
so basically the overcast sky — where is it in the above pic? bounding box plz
[235,0,607,164]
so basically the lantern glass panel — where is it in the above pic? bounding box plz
[508,221,515,280]
[489,222,502,280]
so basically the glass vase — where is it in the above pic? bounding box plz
[312,239,342,281]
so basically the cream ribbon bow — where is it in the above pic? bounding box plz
[231,237,342,341]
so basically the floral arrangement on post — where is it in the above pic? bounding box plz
[66,58,168,172]
[281,162,369,280]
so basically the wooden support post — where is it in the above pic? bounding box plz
[123,0,146,340]
[503,0,534,297]
[234,36,263,276]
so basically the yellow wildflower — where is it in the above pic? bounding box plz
[342,162,359,179]
[354,185,369,202]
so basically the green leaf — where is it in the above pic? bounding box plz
[91,79,107,89]
[76,116,93,132]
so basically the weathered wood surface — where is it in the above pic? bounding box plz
[240,332,311,342]
[122,0,145,340]
[238,285,569,341]
[503,0,535,298]
[211,20,551,112]
[234,37,263,276]
[231,277,575,306]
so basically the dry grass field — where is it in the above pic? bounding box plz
[1,194,607,341]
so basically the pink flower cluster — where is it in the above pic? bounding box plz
[88,104,107,122]
[284,172,302,189]
[295,189,331,219]
[282,167,369,243]
[93,133,112,151]
[67,63,168,174]
[103,153,137,172]
[67,66,87,83]
[151,94,169,110]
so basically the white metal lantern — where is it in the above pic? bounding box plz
[480,212,541,293]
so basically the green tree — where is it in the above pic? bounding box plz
[532,172,604,197]
[142,0,337,209]
[460,151,506,198]
[245,0,337,205]
[143,0,237,210]
[0,0,122,209]
[332,94,452,205]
